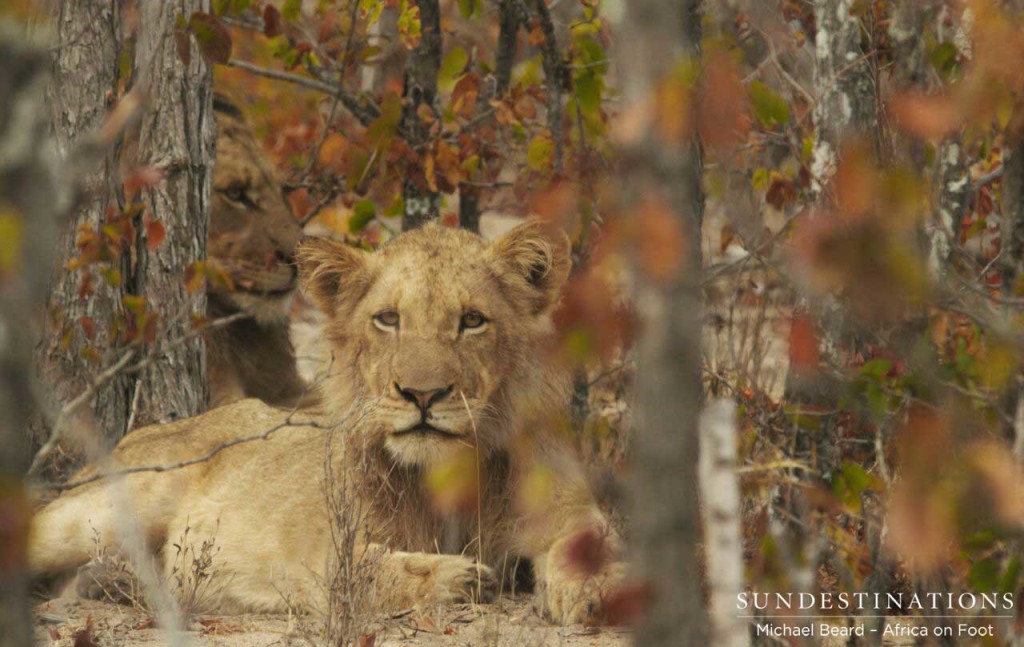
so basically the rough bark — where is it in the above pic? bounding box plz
[40,0,130,450]
[458,0,520,233]
[0,27,69,647]
[129,0,215,428]
[617,0,708,643]
[401,0,442,231]
[39,0,214,451]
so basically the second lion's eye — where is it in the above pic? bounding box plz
[225,181,247,202]
[373,310,400,330]
[460,311,487,331]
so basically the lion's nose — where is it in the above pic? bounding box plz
[395,383,453,412]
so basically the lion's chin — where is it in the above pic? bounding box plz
[384,429,464,466]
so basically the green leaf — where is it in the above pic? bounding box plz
[1001,556,1021,595]
[282,0,302,21]
[858,358,893,380]
[968,557,1000,593]
[0,206,22,275]
[189,12,232,65]
[439,46,469,93]
[573,37,608,75]
[929,42,960,79]
[831,462,873,511]
[749,80,790,128]
[526,134,554,172]
[457,0,482,19]
[349,200,376,232]
[574,71,602,117]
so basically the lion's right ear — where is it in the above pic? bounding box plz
[295,237,369,314]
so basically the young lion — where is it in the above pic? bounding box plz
[29,221,623,624]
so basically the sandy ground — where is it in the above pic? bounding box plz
[34,596,631,646]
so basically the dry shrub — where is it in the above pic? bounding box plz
[167,522,220,621]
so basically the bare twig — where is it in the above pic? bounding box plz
[227,60,380,125]
[28,312,249,477]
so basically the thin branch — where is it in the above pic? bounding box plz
[45,416,326,491]
[227,60,380,126]
[28,312,249,477]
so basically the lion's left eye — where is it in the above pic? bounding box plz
[460,311,487,331]
[373,310,400,330]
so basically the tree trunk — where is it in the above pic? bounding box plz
[40,0,130,450]
[40,0,214,452]
[129,0,215,428]
[0,27,70,647]
[810,0,878,186]
[458,0,521,233]
[401,0,441,231]
[616,0,708,643]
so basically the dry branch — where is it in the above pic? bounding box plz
[228,59,381,125]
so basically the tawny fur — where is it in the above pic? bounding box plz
[205,96,309,408]
[29,222,622,624]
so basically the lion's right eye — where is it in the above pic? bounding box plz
[373,310,400,330]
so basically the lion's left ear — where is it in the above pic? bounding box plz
[488,219,572,314]
[295,236,370,315]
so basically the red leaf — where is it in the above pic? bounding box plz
[263,4,282,38]
[564,527,608,576]
[73,618,97,647]
[788,314,820,374]
[144,218,166,250]
[174,26,191,66]
[189,12,232,65]
[602,582,654,626]
[357,634,376,647]
[78,316,96,340]
[124,165,164,195]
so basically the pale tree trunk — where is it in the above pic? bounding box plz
[0,27,70,646]
[39,0,213,453]
[616,0,708,644]
[810,0,877,187]
[699,400,748,647]
[401,0,441,231]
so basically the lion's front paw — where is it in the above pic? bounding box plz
[542,561,626,626]
[398,552,498,606]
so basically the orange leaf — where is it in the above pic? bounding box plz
[144,218,166,250]
[889,93,962,140]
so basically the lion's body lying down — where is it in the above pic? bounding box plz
[29,222,622,624]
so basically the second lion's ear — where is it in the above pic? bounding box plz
[295,237,369,315]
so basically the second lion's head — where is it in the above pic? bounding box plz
[296,221,572,466]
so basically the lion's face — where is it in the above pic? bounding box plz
[207,102,302,322]
[298,222,571,465]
